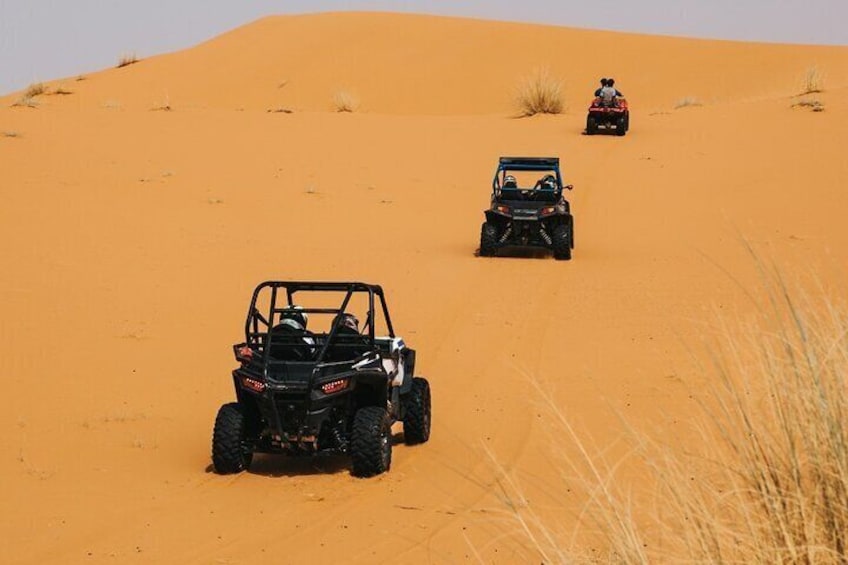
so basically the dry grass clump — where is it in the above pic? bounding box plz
[332,90,359,112]
[117,53,139,68]
[493,262,848,563]
[800,65,824,95]
[516,67,563,116]
[792,96,825,112]
[11,96,39,108]
[674,96,702,109]
[11,82,46,107]
[2,130,22,138]
[24,82,46,97]
[48,85,73,95]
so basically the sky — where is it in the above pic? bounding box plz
[1,0,846,95]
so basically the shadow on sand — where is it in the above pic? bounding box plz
[204,431,406,478]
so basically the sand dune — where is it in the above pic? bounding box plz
[1,11,847,564]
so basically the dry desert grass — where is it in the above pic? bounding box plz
[800,65,825,95]
[495,266,848,563]
[516,67,563,116]
[332,89,359,112]
[117,52,139,68]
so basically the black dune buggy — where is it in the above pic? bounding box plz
[479,157,574,260]
[211,281,431,478]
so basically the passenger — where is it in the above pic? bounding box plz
[607,78,624,98]
[334,312,360,334]
[329,312,368,360]
[599,80,618,107]
[503,174,518,189]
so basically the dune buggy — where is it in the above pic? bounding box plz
[479,157,574,260]
[586,97,629,136]
[211,281,431,478]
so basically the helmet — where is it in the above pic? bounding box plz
[281,306,308,329]
[607,78,615,86]
[600,77,608,85]
[503,174,517,188]
[341,313,359,331]
[333,312,359,332]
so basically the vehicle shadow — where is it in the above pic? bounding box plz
[474,246,553,260]
[246,454,350,477]
[582,129,622,136]
[203,431,407,478]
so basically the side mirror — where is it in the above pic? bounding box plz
[565,184,574,191]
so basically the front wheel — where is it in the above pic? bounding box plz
[351,406,392,477]
[552,223,572,261]
[403,377,431,445]
[480,222,498,257]
[211,403,254,474]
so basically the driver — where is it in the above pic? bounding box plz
[276,306,316,353]
[594,77,608,97]
[503,174,518,189]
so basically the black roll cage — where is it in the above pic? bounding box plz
[244,281,396,366]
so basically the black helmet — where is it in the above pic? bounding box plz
[281,306,308,329]
[333,312,359,332]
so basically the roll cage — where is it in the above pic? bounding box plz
[243,281,396,366]
[492,156,564,195]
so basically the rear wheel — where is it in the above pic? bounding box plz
[616,116,627,136]
[480,222,498,257]
[351,406,392,477]
[552,223,572,261]
[403,377,431,445]
[212,403,254,474]
[586,115,597,135]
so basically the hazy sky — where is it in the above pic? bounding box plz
[2,0,846,94]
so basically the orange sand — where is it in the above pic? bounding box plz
[1,12,847,564]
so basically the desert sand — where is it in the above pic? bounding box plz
[1,11,847,564]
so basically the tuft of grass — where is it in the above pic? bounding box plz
[24,82,46,98]
[11,96,39,108]
[151,93,171,111]
[47,85,73,95]
[792,96,825,112]
[332,90,359,113]
[491,259,848,563]
[800,65,824,95]
[674,96,702,109]
[515,67,563,116]
[117,53,139,68]
[2,130,22,138]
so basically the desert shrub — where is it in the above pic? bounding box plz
[117,53,139,68]
[800,66,824,95]
[516,67,563,116]
[491,263,848,563]
[674,96,702,109]
[332,90,359,112]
